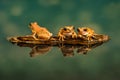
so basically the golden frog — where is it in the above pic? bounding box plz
[58,26,77,41]
[77,27,96,41]
[29,22,52,40]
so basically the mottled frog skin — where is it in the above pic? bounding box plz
[58,26,77,41]
[29,22,52,40]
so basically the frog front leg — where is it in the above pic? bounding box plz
[58,33,65,41]
[31,31,38,40]
[72,32,77,39]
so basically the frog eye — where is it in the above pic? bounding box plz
[63,28,67,31]
[73,27,75,29]
[77,28,80,31]
[29,23,32,26]
[83,28,88,31]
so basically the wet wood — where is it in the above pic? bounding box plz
[7,34,110,45]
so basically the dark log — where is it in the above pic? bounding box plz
[7,34,109,45]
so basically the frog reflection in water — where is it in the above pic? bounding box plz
[30,45,52,57]
[77,27,96,41]
[29,22,53,40]
[58,26,77,41]
[60,45,75,57]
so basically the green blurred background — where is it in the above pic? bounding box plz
[0,0,120,80]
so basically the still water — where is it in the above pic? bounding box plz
[0,0,120,80]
